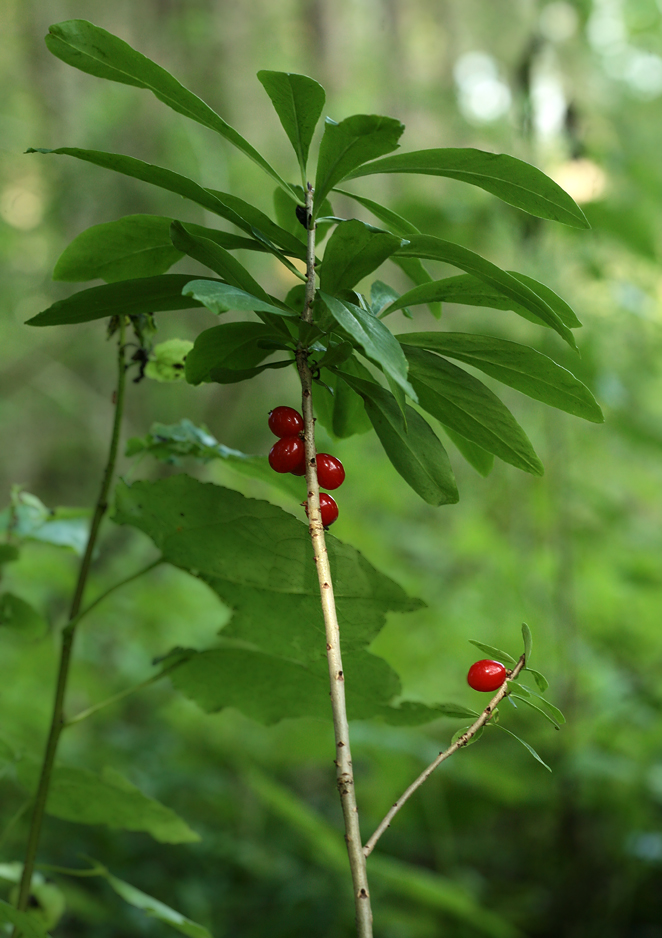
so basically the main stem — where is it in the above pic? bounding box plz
[13,318,127,918]
[295,185,373,938]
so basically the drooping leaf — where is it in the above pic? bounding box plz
[395,236,577,348]
[257,70,325,172]
[345,148,589,229]
[517,686,565,725]
[442,426,494,477]
[26,274,214,327]
[398,333,603,422]
[495,726,552,771]
[522,622,533,661]
[320,293,415,398]
[16,763,199,843]
[145,339,193,383]
[170,222,270,300]
[181,280,295,320]
[104,871,212,938]
[0,899,50,938]
[314,114,404,210]
[113,476,424,663]
[0,593,48,639]
[510,694,561,730]
[320,219,403,295]
[371,280,403,316]
[336,371,459,505]
[468,640,517,665]
[390,257,442,319]
[45,20,297,197]
[332,188,421,236]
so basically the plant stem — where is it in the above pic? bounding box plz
[12,318,128,921]
[363,655,526,858]
[295,184,373,938]
[67,556,164,633]
[64,660,181,727]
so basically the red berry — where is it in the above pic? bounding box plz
[268,406,304,438]
[316,453,345,490]
[304,492,339,527]
[269,437,305,473]
[467,659,507,692]
[290,451,307,476]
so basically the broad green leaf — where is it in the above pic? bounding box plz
[320,219,403,294]
[45,20,296,197]
[114,476,424,663]
[313,361,373,440]
[0,544,19,565]
[126,420,303,500]
[451,725,484,747]
[170,222,270,301]
[382,271,581,330]
[105,871,212,938]
[398,333,603,422]
[0,593,48,639]
[395,236,576,348]
[0,899,50,938]
[371,280,404,315]
[390,257,442,319]
[145,339,193,383]
[525,668,549,692]
[257,70,325,172]
[405,347,544,475]
[320,292,415,398]
[26,274,213,327]
[53,215,272,284]
[442,426,494,477]
[468,640,517,665]
[336,371,459,505]
[185,322,281,384]
[510,694,561,730]
[496,726,552,771]
[314,114,404,211]
[205,188,308,258]
[313,341,354,371]
[332,188,421,236]
[522,622,533,661]
[16,763,199,843]
[182,280,295,321]
[0,493,89,554]
[345,148,589,229]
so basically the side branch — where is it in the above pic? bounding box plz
[363,655,526,858]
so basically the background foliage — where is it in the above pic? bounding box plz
[2,1,662,935]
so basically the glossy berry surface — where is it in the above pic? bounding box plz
[304,492,339,527]
[268,406,304,438]
[269,437,305,473]
[467,659,507,692]
[316,454,345,490]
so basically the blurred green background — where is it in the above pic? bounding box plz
[2,0,662,935]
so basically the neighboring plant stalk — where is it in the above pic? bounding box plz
[12,317,128,922]
[295,185,373,938]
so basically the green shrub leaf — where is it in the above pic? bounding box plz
[496,726,552,771]
[0,593,48,639]
[185,322,282,384]
[468,640,517,665]
[442,426,494,477]
[320,220,403,294]
[257,70,325,173]
[105,871,212,938]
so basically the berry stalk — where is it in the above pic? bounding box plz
[295,184,373,938]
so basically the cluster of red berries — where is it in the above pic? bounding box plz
[467,659,507,692]
[267,406,345,527]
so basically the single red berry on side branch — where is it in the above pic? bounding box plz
[269,437,305,473]
[268,406,304,438]
[467,659,507,692]
[316,453,345,490]
[304,492,339,527]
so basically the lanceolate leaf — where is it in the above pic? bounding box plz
[468,640,517,664]
[257,70,325,172]
[382,272,581,330]
[405,346,544,475]
[345,148,589,229]
[496,725,552,771]
[389,257,442,319]
[181,280,295,319]
[333,188,421,236]
[510,694,561,730]
[320,293,415,398]
[336,371,459,505]
[45,20,297,198]
[313,360,373,439]
[113,476,424,664]
[26,274,216,326]
[398,333,603,422]
[170,222,271,301]
[442,426,494,477]
[320,219,403,294]
[395,236,577,348]
[522,622,533,661]
[314,114,405,211]
[185,322,283,384]
[205,188,308,258]
[104,872,212,938]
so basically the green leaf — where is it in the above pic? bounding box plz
[145,339,193,383]
[113,476,424,663]
[313,361,373,440]
[451,725,484,747]
[525,668,549,692]
[320,293,415,398]
[320,219,403,295]
[332,188,421,236]
[0,899,50,938]
[26,274,213,327]
[0,593,48,639]
[345,148,589,229]
[170,222,271,301]
[510,694,561,729]
[389,257,442,319]
[314,114,404,211]
[336,371,459,505]
[16,763,199,843]
[45,20,296,197]
[468,640,517,665]
[442,426,494,477]
[205,188,308,258]
[313,341,354,371]
[182,280,295,320]
[104,871,212,938]
[371,280,403,316]
[398,333,603,423]
[185,322,281,385]
[0,544,20,565]
[496,726,552,771]
[395,237,577,348]
[518,686,565,725]
[257,70,325,173]
[381,702,479,725]
[405,347,544,475]
[0,493,89,554]
[522,622,533,661]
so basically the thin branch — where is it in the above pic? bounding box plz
[295,183,373,938]
[67,557,164,632]
[363,655,526,858]
[64,661,181,727]
[12,318,128,922]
